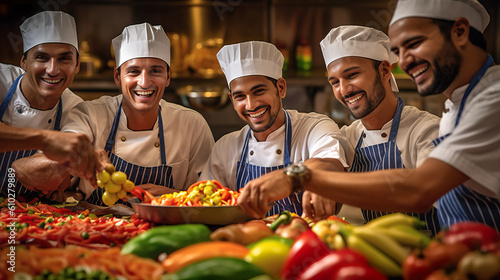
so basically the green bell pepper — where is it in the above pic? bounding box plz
[121,224,211,261]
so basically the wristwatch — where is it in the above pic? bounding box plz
[284,163,311,193]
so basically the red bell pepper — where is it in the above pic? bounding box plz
[281,229,330,280]
[130,187,155,203]
[441,221,500,250]
[296,248,368,280]
[328,263,388,280]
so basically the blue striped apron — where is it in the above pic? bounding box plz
[86,102,173,206]
[432,54,500,231]
[350,98,440,235]
[236,110,303,216]
[0,74,63,201]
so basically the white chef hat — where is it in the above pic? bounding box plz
[389,0,489,33]
[20,11,78,53]
[112,22,170,68]
[217,41,284,86]
[320,25,399,92]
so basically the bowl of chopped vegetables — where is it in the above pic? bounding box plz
[129,180,253,225]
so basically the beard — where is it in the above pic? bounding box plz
[247,91,282,133]
[419,41,461,97]
[345,72,386,119]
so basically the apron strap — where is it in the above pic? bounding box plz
[388,97,404,142]
[283,109,293,166]
[238,109,293,166]
[104,102,122,152]
[157,106,166,165]
[0,74,23,120]
[354,97,405,149]
[454,54,494,128]
[53,99,63,131]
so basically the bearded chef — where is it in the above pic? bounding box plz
[13,22,215,206]
[320,26,441,235]
[0,11,86,201]
[199,41,349,219]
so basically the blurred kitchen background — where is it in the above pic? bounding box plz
[0,0,498,140]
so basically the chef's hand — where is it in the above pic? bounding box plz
[41,131,98,186]
[238,169,293,219]
[301,191,338,221]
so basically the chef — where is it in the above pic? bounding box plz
[320,25,440,235]
[0,11,85,200]
[200,41,348,219]
[14,22,215,206]
[238,0,500,232]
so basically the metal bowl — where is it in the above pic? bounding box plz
[176,84,229,111]
[129,198,252,225]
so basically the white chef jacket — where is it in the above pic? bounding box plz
[341,105,440,169]
[429,65,500,199]
[199,109,349,190]
[62,95,215,197]
[0,63,82,129]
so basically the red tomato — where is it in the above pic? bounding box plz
[402,250,434,280]
[423,240,470,270]
[297,249,368,280]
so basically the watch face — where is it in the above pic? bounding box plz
[288,163,305,174]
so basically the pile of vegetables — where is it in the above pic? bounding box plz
[150,180,240,206]
[0,199,151,248]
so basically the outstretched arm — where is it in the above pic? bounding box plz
[238,158,467,218]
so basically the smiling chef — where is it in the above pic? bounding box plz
[320,25,441,235]
[13,22,214,206]
[199,41,349,219]
[0,11,84,200]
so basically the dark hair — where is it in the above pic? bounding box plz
[265,77,278,89]
[432,19,487,51]
[372,60,382,71]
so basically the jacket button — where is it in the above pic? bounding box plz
[381,133,387,138]
[154,142,160,148]
[250,150,254,156]
[121,136,126,142]
[276,149,282,155]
